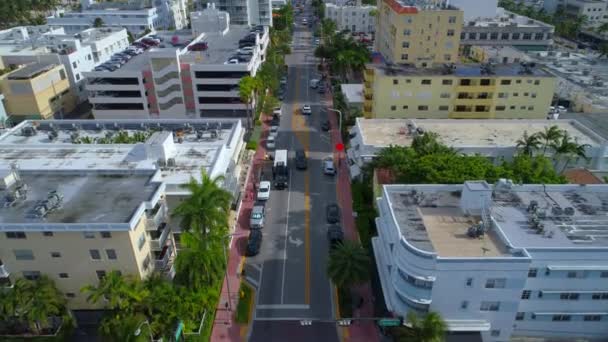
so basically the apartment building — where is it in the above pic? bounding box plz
[544,0,608,29]
[215,0,273,26]
[0,118,246,307]
[325,3,377,34]
[0,63,77,121]
[346,118,608,178]
[363,62,556,119]
[0,26,130,102]
[85,9,269,119]
[460,9,554,49]
[375,0,463,67]
[468,45,531,64]
[373,180,608,342]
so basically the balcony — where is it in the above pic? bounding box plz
[146,204,166,230]
[149,222,170,250]
[154,241,175,270]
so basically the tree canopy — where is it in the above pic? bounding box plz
[327,240,371,287]
[0,0,59,29]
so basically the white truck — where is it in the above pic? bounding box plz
[273,149,289,189]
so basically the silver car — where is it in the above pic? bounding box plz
[323,157,336,175]
[250,205,265,229]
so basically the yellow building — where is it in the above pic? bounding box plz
[375,0,463,67]
[0,63,76,121]
[363,63,556,119]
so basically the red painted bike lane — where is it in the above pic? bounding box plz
[211,119,269,342]
[325,90,379,342]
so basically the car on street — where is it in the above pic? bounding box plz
[269,125,279,137]
[309,79,319,88]
[271,115,280,126]
[266,135,276,149]
[246,229,263,256]
[318,84,326,94]
[280,77,287,86]
[250,204,265,229]
[327,225,344,249]
[323,157,336,175]
[273,106,282,118]
[326,203,340,223]
[278,92,285,100]
[257,181,271,201]
[295,149,307,170]
[301,105,312,115]
[321,120,331,131]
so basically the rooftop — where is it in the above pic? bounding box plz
[466,8,554,28]
[0,171,159,226]
[340,84,364,104]
[356,118,601,148]
[563,168,604,184]
[0,119,243,191]
[382,0,458,14]
[369,62,553,77]
[7,63,58,80]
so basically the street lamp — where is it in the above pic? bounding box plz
[327,108,342,135]
[222,233,240,312]
[134,320,153,342]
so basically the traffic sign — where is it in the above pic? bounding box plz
[378,318,401,327]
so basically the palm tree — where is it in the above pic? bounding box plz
[81,271,147,312]
[515,131,541,157]
[537,125,564,155]
[99,313,148,342]
[23,276,66,334]
[551,133,591,172]
[171,168,232,239]
[238,75,260,129]
[93,17,104,28]
[174,231,225,290]
[327,240,371,287]
[403,311,447,342]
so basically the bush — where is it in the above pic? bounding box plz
[235,282,254,324]
[246,141,258,151]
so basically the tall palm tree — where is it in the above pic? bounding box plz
[81,271,147,312]
[551,133,591,172]
[537,125,564,155]
[327,240,371,287]
[515,131,541,157]
[174,231,225,290]
[403,311,447,342]
[23,276,66,334]
[171,168,232,239]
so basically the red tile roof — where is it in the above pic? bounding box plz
[563,168,603,184]
[383,0,419,14]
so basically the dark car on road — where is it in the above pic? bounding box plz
[321,120,330,131]
[295,149,307,170]
[327,225,344,249]
[246,230,263,256]
[326,203,340,223]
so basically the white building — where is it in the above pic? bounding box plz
[374,180,608,342]
[544,0,608,29]
[325,3,376,33]
[347,118,608,178]
[0,26,129,102]
[449,0,498,20]
[85,8,269,119]
[47,7,160,36]
[215,0,273,27]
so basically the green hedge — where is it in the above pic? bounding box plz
[235,282,254,324]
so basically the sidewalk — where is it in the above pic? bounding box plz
[211,118,269,342]
[324,91,379,342]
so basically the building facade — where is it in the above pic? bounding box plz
[363,63,556,119]
[0,63,77,121]
[325,3,376,34]
[374,181,608,342]
[449,0,498,20]
[544,0,608,29]
[86,11,269,119]
[215,0,273,26]
[467,46,531,64]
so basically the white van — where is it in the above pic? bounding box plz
[309,79,319,89]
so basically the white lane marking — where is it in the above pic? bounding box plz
[256,304,310,310]
[288,235,303,247]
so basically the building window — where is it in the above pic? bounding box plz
[531,93,537,98]
[521,290,531,300]
[22,271,41,280]
[89,249,101,260]
[465,278,473,287]
[418,105,429,111]
[513,93,519,97]
[560,293,580,300]
[5,232,26,239]
[480,301,500,311]
[592,293,608,300]
[516,80,522,84]
[501,80,511,85]
[83,232,95,239]
[401,54,409,60]
[584,315,601,321]
[43,231,54,237]
[421,79,431,85]
[448,16,457,23]
[479,33,488,40]
[402,105,409,110]
[137,233,146,251]
[440,93,450,98]
[96,270,106,280]
[552,315,571,321]
[528,268,537,277]
[101,231,112,238]
[498,92,508,98]
[534,80,541,85]
[59,273,69,278]
[501,32,510,40]
[66,293,76,298]
[601,271,608,278]
[393,79,399,85]
[14,249,34,260]
[515,312,525,321]
[143,255,151,271]
[444,54,451,61]
[490,32,498,40]
[403,29,411,36]
[512,33,520,40]
[106,249,117,260]
[528,106,534,111]
[439,106,449,111]
[460,301,468,309]
[75,73,80,81]
[491,330,500,337]
[480,79,491,86]
[402,41,410,48]
[442,79,453,85]
[523,33,532,40]
[447,29,454,36]
[391,105,396,111]
[51,252,61,258]
[495,106,506,111]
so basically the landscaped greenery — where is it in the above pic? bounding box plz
[80,169,232,341]
[72,130,155,144]
[235,282,254,324]
[351,178,377,249]
[0,276,73,338]
[388,312,447,342]
[327,241,371,318]
[311,0,325,19]
[0,0,59,29]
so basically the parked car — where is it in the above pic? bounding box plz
[257,181,271,201]
[309,79,319,88]
[321,120,331,131]
[188,42,208,51]
[326,203,340,223]
[295,149,307,170]
[327,225,344,249]
[246,229,263,256]
[271,115,280,126]
[273,106,282,118]
[266,135,276,149]
[269,125,279,138]
[250,204,265,229]
[323,157,336,175]
[301,105,312,115]
[318,84,326,94]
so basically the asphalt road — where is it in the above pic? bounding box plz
[247,3,340,341]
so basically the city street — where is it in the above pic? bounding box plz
[246,3,341,341]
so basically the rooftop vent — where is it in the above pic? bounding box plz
[21,126,37,137]
[467,223,485,238]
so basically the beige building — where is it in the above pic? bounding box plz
[0,63,76,121]
[375,0,463,67]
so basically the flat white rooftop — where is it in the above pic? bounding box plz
[340,84,364,104]
[356,118,602,148]
[0,119,243,191]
